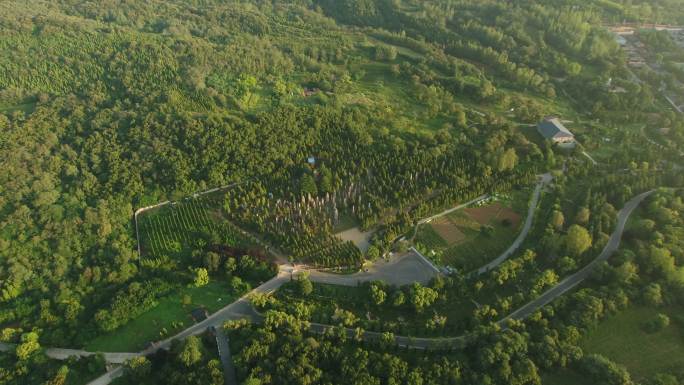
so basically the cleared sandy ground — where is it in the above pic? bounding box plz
[335,227,374,253]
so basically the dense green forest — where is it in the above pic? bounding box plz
[1,0,684,384]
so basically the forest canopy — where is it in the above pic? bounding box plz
[1,0,684,384]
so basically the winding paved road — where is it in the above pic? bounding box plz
[500,189,654,322]
[80,273,291,384]
[0,271,292,384]
[282,189,655,350]
[475,173,552,274]
[3,184,655,383]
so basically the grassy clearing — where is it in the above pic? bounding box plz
[541,368,589,385]
[580,305,684,380]
[85,280,241,352]
[441,218,518,271]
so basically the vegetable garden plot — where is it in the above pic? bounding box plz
[430,217,466,245]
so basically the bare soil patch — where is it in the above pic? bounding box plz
[430,217,466,245]
[464,203,503,225]
[335,227,374,253]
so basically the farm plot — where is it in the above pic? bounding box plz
[138,195,249,259]
[414,224,449,251]
[442,202,522,270]
[139,198,211,256]
[430,217,466,245]
[464,202,521,226]
[414,196,525,271]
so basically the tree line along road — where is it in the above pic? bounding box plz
[296,189,656,350]
[0,187,654,384]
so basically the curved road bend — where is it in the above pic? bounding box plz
[287,189,655,350]
[500,189,654,323]
[475,173,552,275]
[10,187,652,382]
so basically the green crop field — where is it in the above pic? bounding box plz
[414,224,449,250]
[138,196,215,256]
[442,190,528,270]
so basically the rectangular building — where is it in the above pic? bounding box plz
[537,117,575,144]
